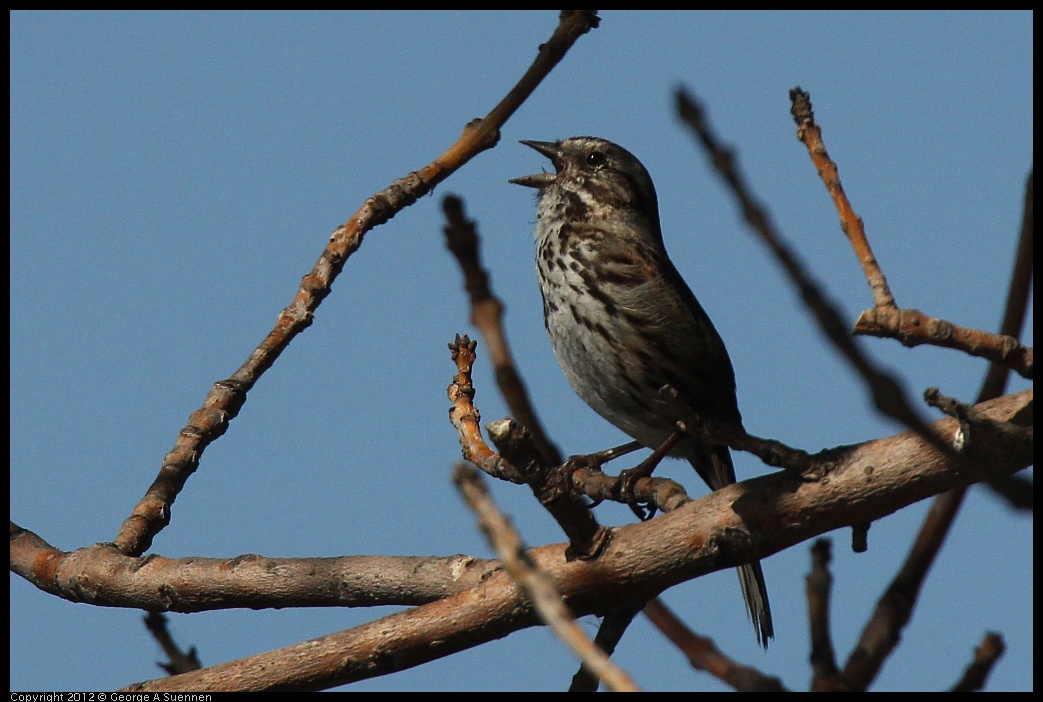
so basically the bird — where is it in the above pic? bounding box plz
[510,136,773,647]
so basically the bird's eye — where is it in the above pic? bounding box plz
[586,151,607,168]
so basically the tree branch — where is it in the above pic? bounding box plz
[453,464,639,692]
[80,389,1028,691]
[447,335,611,559]
[791,87,1033,379]
[643,598,785,691]
[112,10,601,558]
[443,194,564,466]
[950,632,1006,692]
[676,86,948,457]
[9,524,499,613]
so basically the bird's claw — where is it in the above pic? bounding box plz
[585,495,606,510]
[618,468,657,521]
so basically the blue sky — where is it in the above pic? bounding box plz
[10,11,1032,692]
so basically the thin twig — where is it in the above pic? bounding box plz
[854,307,1032,380]
[950,632,1005,692]
[442,194,563,466]
[569,464,694,515]
[858,169,1033,381]
[925,387,1033,456]
[447,336,611,559]
[568,606,642,692]
[788,88,895,309]
[643,598,785,691]
[447,335,526,484]
[453,464,640,693]
[806,540,845,691]
[676,86,949,459]
[144,612,202,675]
[792,87,1032,379]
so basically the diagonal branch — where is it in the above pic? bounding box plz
[443,194,564,466]
[675,86,947,455]
[112,11,601,557]
[791,87,1033,379]
[843,167,1034,690]
[453,464,640,692]
[787,88,895,309]
[643,598,785,691]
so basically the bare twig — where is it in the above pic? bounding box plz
[144,612,202,675]
[112,10,601,558]
[925,387,1033,456]
[676,86,948,457]
[447,335,527,484]
[443,194,564,466]
[643,598,785,691]
[569,606,642,692]
[792,87,1033,379]
[806,540,844,691]
[857,168,1033,383]
[447,336,610,560]
[950,632,1005,692]
[854,307,1032,379]
[569,464,694,515]
[453,464,640,693]
[788,88,895,309]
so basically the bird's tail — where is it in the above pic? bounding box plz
[692,446,774,647]
[737,558,774,648]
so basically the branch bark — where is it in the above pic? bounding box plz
[82,389,1029,691]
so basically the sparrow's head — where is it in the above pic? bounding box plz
[510,137,660,227]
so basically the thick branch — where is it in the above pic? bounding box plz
[8,528,499,613]
[87,389,1029,691]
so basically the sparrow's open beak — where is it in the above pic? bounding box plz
[509,140,563,189]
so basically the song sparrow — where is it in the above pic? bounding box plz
[510,136,773,647]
